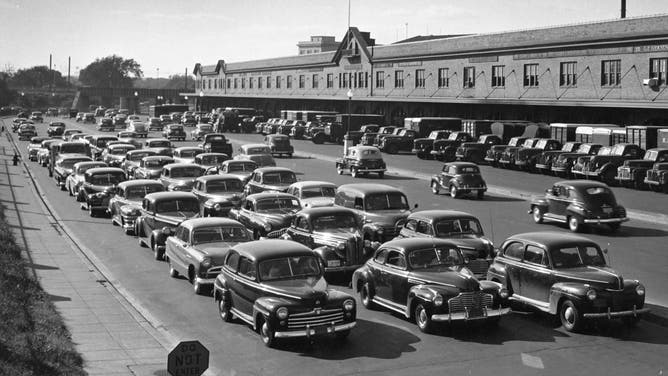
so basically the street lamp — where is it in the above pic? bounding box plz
[133,91,138,114]
[346,89,353,134]
[199,91,203,112]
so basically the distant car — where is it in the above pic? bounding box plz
[263,134,294,157]
[18,123,37,140]
[530,180,629,232]
[229,192,301,239]
[101,143,136,168]
[66,161,108,197]
[244,167,297,195]
[213,239,357,347]
[191,123,214,141]
[172,146,203,164]
[180,114,197,127]
[108,179,164,234]
[62,129,82,141]
[454,134,502,164]
[430,162,487,199]
[163,124,186,141]
[29,111,43,123]
[199,133,233,156]
[217,160,258,182]
[75,112,85,122]
[78,167,127,217]
[551,143,603,178]
[120,149,158,177]
[159,163,206,191]
[53,154,93,191]
[124,115,140,125]
[113,113,128,127]
[148,117,163,131]
[484,136,527,167]
[159,114,172,125]
[97,117,115,131]
[143,138,173,156]
[353,237,509,333]
[47,122,66,137]
[644,162,668,193]
[192,175,244,217]
[132,155,174,180]
[488,232,647,332]
[83,113,96,124]
[233,143,276,167]
[166,217,251,294]
[126,121,148,138]
[286,181,337,208]
[616,148,668,189]
[194,153,229,173]
[335,146,386,178]
[27,136,51,161]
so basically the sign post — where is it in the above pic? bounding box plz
[167,340,209,376]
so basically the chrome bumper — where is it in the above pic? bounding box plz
[274,321,356,338]
[583,306,649,319]
[583,217,629,224]
[432,307,511,322]
[535,164,550,169]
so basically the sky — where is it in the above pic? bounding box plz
[1,0,667,78]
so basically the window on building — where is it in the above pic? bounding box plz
[438,68,449,88]
[249,77,253,89]
[258,77,262,89]
[327,73,333,88]
[650,58,668,86]
[492,65,505,87]
[342,73,348,88]
[287,75,292,89]
[227,79,231,89]
[415,69,425,88]
[241,78,245,89]
[395,70,404,88]
[601,60,621,86]
[276,76,281,89]
[234,78,238,89]
[207,79,211,89]
[214,79,217,89]
[560,62,577,86]
[365,72,369,88]
[299,75,305,89]
[266,76,271,89]
[463,67,475,88]
[312,74,318,89]
[524,64,539,87]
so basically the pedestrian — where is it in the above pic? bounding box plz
[12,152,19,166]
[1,125,4,133]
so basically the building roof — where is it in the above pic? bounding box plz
[392,34,469,44]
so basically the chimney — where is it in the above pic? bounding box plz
[621,0,626,18]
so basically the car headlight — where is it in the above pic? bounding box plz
[433,294,443,307]
[95,192,107,198]
[337,243,346,250]
[120,206,140,216]
[263,223,272,232]
[276,307,289,319]
[499,288,509,299]
[586,289,597,301]
[201,257,211,269]
[213,203,221,211]
[377,227,384,234]
[636,285,645,296]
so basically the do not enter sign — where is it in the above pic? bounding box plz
[167,340,209,376]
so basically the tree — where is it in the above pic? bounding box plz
[133,74,195,90]
[79,55,143,88]
[0,75,16,106]
[9,66,68,88]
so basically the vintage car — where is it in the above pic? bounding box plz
[534,141,582,175]
[484,136,528,167]
[87,135,118,160]
[487,232,647,332]
[256,118,279,134]
[126,121,148,138]
[75,112,85,122]
[644,162,668,193]
[571,146,614,179]
[277,120,304,136]
[65,161,107,197]
[263,134,294,158]
[181,114,197,127]
[213,239,357,347]
[132,155,175,180]
[78,167,127,217]
[135,191,201,260]
[62,129,83,141]
[29,111,43,123]
[162,124,186,141]
[172,146,203,164]
[101,143,136,168]
[240,116,266,133]
[280,207,374,273]
[580,143,644,185]
[195,153,229,173]
[229,192,302,239]
[27,136,51,161]
[46,122,66,137]
[551,143,603,177]
[364,126,397,146]
[37,139,60,167]
[430,132,475,162]
[108,179,165,234]
[69,133,89,142]
[233,143,276,167]
[497,138,540,169]
[148,117,163,131]
[48,141,93,177]
[18,123,37,140]
[334,183,415,242]
[430,162,487,199]
[120,149,157,177]
[530,180,629,232]
[244,167,297,195]
[192,175,244,217]
[199,133,233,157]
[113,113,128,127]
[454,134,502,164]
[216,160,258,182]
[377,128,418,154]
[615,148,668,189]
[159,114,172,126]
[262,119,283,135]
[166,218,251,294]
[191,123,214,141]
[159,163,206,191]
[397,210,494,279]
[97,117,115,131]
[143,138,173,155]
[286,181,337,208]
[53,154,93,190]
[84,113,98,123]
[353,238,509,333]
[335,145,386,178]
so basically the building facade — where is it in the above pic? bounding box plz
[189,15,668,125]
[297,36,340,55]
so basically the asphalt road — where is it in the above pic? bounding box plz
[6,116,668,376]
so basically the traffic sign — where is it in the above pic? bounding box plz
[167,340,209,376]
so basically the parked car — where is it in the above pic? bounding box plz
[335,146,386,178]
[53,154,93,190]
[213,239,357,347]
[244,167,297,195]
[83,113,96,124]
[454,134,502,164]
[229,192,302,239]
[430,162,487,199]
[644,162,668,193]
[378,128,418,154]
[101,143,136,168]
[75,112,85,122]
[615,148,668,189]
[353,237,509,333]
[216,160,258,182]
[240,115,266,133]
[233,143,276,167]
[108,179,165,234]
[163,124,186,141]
[334,183,415,242]
[551,143,603,177]
[571,146,614,179]
[133,156,174,180]
[530,180,629,232]
[191,123,214,141]
[135,191,201,260]
[166,218,251,294]
[78,167,127,217]
[192,175,244,217]
[66,161,108,197]
[534,141,582,175]
[263,134,294,157]
[484,136,528,167]
[430,132,475,162]
[286,181,337,208]
[159,163,206,191]
[397,210,494,279]
[199,133,233,157]
[172,146,203,164]
[581,143,645,185]
[488,232,647,332]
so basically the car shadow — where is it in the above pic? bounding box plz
[376,174,418,181]
[279,318,419,360]
[601,224,668,238]
[478,194,525,202]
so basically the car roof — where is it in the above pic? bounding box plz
[267,134,288,139]
[174,146,203,151]
[57,154,92,161]
[504,231,600,249]
[163,163,204,170]
[289,180,336,189]
[554,180,611,191]
[178,217,244,230]
[241,143,267,149]
[378,237,463,254]
[408,210,478,222]
[116,179,164,189]
[231,240,314,262]
[144,191,198,202]
[195,174,242,182]
[350,145,381,152]
[197,152,228,158]
[337,183,404,195]
[85,167,125,175]
[246,192,297,201]
[298,206,355,218]
[444,161,479,168]
[254,167,294,173]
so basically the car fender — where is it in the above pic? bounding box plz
[598,162,616,174]
[486,262,509,285]
[312,246,337,262]
[565,202,587,217]
[151,228,168,246]
[548,282,588,314]
[352,266,375,294]
[407,285,457,318]
[362,223,382,239]
[253,296,292,328]
[530,197,549,209]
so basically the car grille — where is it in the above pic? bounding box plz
[617,167,631,179]
[346,236,364,266]
[287,308,345,329]
[363,160,383,169]
[203,266,223,279]
[448,292,494,317]
[466,259,491,277]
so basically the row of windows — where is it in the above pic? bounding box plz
[197,58,668,91]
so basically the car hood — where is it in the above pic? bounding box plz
[301,197,334,208]
[258,183,291,192]
[259,211,298,226]
[408,266,481,291]
[265,276,329,302]
[195,243,237,259]
[84,184,115,194]
[555,266,623,290]
[622,159,655,168]
[313,228,361,241]
[364,210,410,226]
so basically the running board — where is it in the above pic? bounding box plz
[372,296,409,318]
[230,307,254,325]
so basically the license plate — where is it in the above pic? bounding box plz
[603,207,613,214]
[327,260,341,267]
[313,325,335,335]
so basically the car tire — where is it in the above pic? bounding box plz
[378,171,384,178]
[259,318,276,348]
[567,215,581,232]
[218,298,233,323]
[152,240,163,260]
[360,282,375,310]
[477,190,485,199]
[88,206,96,217]
[414,303,434,333]
[336,164,344,175]
[351,168,359,178]
[67,185,73,196]
[532,206,545,224]
[559,299,583,332]
[431,181,440,194]
[169,262,179,278]
[449,185,459,198]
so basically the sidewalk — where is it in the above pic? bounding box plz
[0,132,171,376]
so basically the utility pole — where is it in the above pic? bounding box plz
[185,67,188,89]
[67,56,71,85]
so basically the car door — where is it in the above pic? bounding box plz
[385,250,409,305]
[166,226,186,273]
[289,217,313,248]
[234,256,259,317]
[236,200,253,228]
[519,244,554,304]
[546,184,569,220]
[500,241,524,294]
[370,249,388,299]
[398,219,419,238]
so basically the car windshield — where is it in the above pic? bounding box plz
[124,185,163,200]
[191,226,248,244]
[582,186,617,206]
[550,245,606,268]
[312,213,358,231]
[178,150,200,158]
[458,166,480,174]
[247,147,270,154]
[199,155,227,165]
[301,186,336,198]
[145,159,171,168]
[262,171,296,185]
[60,144,88,154]
[129,152,154,161]
[88,172,125,185]
[110,147,132,155]
[155,199,199,216]
[408,247,464,269]
[205,135,225,142]
[149,141,170,148]
[206,179,243,193]
[59,159,90,169]
[255,198,301,213]
[227,162,256,172]
[170,167,203,178]
[434,218,483,236]
[364,193,409,211]
[259,256,320,281]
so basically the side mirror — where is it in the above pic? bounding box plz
[493,247,500,257]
